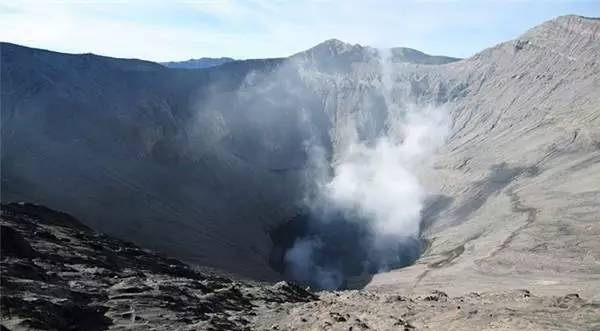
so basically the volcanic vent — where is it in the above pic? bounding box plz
[269,212,424,290]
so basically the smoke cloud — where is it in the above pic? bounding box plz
[282,49,449,289]
[325,103,449,237]
[284,237,344,290]
[187,45,449,290]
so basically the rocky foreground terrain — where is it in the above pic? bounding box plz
[2,203,599,330]
[0,203,316,331]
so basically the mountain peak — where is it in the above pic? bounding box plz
[319,38,351,47]
[513,14,600,58]
[556,14,600,22]
[306,38,363,56]
[522,14,600,40]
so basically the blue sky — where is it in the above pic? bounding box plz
[1,1,599,61]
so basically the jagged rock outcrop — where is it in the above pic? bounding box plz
[0,203,316,331]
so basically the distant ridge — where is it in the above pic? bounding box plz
[389,47,460,65]
[161,57,235,69]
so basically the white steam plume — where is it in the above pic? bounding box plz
[324,48,449,239]
[283,48,449,288]
[325,103,449,238]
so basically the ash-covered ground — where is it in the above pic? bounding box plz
[2,203,599,331]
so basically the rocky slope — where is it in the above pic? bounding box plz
[0,43,296,280]
[368,14,600,298]
[0,203,316,331]
[2,203,599,330]
[1,14,599,298]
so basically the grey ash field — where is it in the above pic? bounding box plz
[2,15,600,330]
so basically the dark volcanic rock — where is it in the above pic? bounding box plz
[0,203,317,331]
[1,225,37,258]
